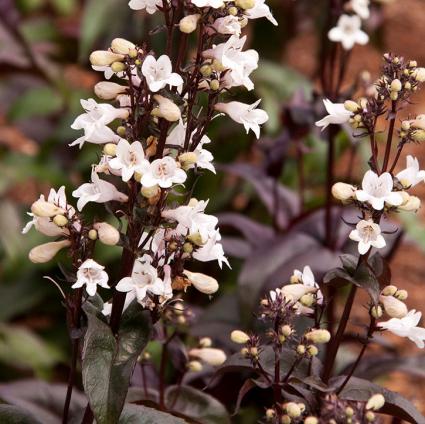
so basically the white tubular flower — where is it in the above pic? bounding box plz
[151,95,181,122]
[315,99,352,131]
[380,295,408,319]
[116,256,172,306]
[189,348,226,366]
[281,284,317,303]
[378,309,425,348]
[349,0,370,20]
[213,16,242,35]
[191,0,225,8]
[396,155,425,188]
[332,182,356,202]
[349,219,386,255]
[142,55,183,92]
[108,139,149,182]
[128,0,162,13]
[184,270,219,294]
[245,0,278,26]
[22,214,69,237]
[72,170,128,211]
[140,156,187,188]
[70,99,129,148]
[72,259,109,296]
[29,240,71,264]
[215,100,268,139]
[102,292,135,316]
[355,171,403,210]
[193,229,230,268]
[293,265,323,304]
[328,14,369,50]
[94,82,127,100]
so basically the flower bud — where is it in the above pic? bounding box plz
[111,38,136,55]
[151,95,181,122]
[289,274,301,284]
[365,411,375,422]
[390,91,398,101]
[371,305,383,319]
[366,393,385,411]
[184,270,219,294]
[89,50,124,66]
[304,417,318,424]
[141,184,160,199]
[199,337,212,347]
[88,229,98,240]
[414,67,425,82]
[179,14,200,33]
[189,347,226,366]
[187,232,203,246]
[394,289,408,301]
[179,152,198,170]
[281,416,291,424]
[344,100,359,113]
[382,285,397,296]
[53,214,68,227]
[200,64,212,77]
[307,345,318,356]
[29,240,71,263]
[399,195,420,211]
[94,81,127,100]
[31,199,65,217]
[210,79,220,91]
[300,293,315,307]
[305,329,331,344]
[231,330,250,344]
[187,360,203,372]
[235,0,255,9]
[412,129,425,142]
[284,402,301,418]
[111,61,126,73]
[281,284,317,303]
[228,6,238,15]
[103,143,117,156]
[265,409,275,420]
[280,325,293,337]
[93,222,120,246]
[331,182,356,202]
[297,344,306,355]
[390,79,402,92]
[380,295,407,318]
[183,242,193,254]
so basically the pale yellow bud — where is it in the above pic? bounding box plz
[29,240,71,263]
[399,195,420,211]
[31,199,65,217]
[111,38,136,55]
[235,0,255,9]
[331,182,356,202]
[344,100,359,113]
[382,285,397,296]
[183,242,193,254]
[265,409,275,420]
[289,274,301,284]
[94,81,127,100]
[300,293,315,307]
[89,50,124,66]
[53,215,68,227]
[281,416,291,424]
[281,325,293,337]
[297,344,306,355]
[380,295,407,318]
[409,60,418,68]
[187,232,203,246]
[390,79,402,92]
[93,222,120,246]
[103,143,117,156]
[285,402,301,418]
[210,79,220,91]
[305,329,331,344]
[152,95,181,122]
[304,417,318,424]
[365,411,375,422]
[189,347,226,366]
[200,64,213,77]
[401,120,411,131]
[179,14,200,33]
[141,185,160,199]
[390,91,398,101]
[371,305,383,319]
[187,360,203,372]
[231,330,250,344]
[117,126,127,137]
[111,61,126,73]
[411,129,425,142]
[405,82,412,90]
[228,6,238,15]
[184,270,219,294]
[211,59,226,72]
[414,67,425,82]
[174,302,184,315]
[199,337,212,347]
[179,152,198,169]
[88,229,98,240]
[366,393,385,411]
[394,289,408,301]
[307,345,318,356]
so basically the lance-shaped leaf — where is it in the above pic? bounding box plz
[119,404,186,424]
[82,301,152,424]
[0,405,41,424]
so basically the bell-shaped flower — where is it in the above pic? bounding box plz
[72,259,109,296]
[315,99,352,131]
[328,14,369,50]
[349,219,386,255]
[355,170,403,210]
[140,156,187,188]
[396,155,425,188]
[70,99,128,148]
[109,139,150,182]
[142,55,183,92]
[293,265,323,304]
[193,229,230,268]
[72,170,128,211]
[378,309,425,348]
[245,0,278,26]
[213,16,242,35]
[191,0,225,8]
[215,99,268,139]
[128,0,162,13]
[350,0,370,20]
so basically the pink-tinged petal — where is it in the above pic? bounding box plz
[116,277,134,292]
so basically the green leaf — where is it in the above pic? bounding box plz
[165,385,231,424]
[82,300,152,424]
[7,87,63,122]
[0,405,41,424]
[119,404,185,424]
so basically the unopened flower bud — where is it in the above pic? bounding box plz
[305,329,331,344]
[405,82,412,90]
[235,0,255,9]
[366,393,385,411]
[151,95,181,122]
[285,402,301,418]
[94,81,127,100]
[331,182,356,202]
[240,347,249,357]
[401,121,411,131]
[199,337,212,347]
[179,152,198,170]
[399,194,421,211]
[380,295,407,318]
[390,79,402,92]
[179,14,200,33]
[174,302,184,315]
[210,79,220,91]
[141,184,160,199]
[281,325,293,337]
[29,240,71,263]
[231,330,250,344]
[117,125,127,137]
[111,38,136,55]
[307,345,318,356]
[382,285,398,296]
[89,50,124,66]
[187,232,203,246]
[228,6,238,15]
[414,67,425,82]
[394,289,408,301]
[88,229,98,240]
[289,274,301,284]
[183,242,193,254]
[187,360,203,372]
[189,347,226,366]
[249,346,258,357]
[344,100,359,113]
[93,222,120,246]
[371,305,383,319]
[304,417,318,424]
[365,411,375,422]
[200,64,213,77]
[281,416,291,424]
[345,407,354,417]
[412,129,425,142]
[53,214,68,227]
[31,200,65,217]
[265,409,275,420]
[300,293,315,307]
[297,344,306,355]
[211,59,226,72]
[184,270,219,294]
[103,143,117,156]
[111,61,126,73]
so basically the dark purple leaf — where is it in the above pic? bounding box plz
[220,236,252,259]
[232,379,257,415]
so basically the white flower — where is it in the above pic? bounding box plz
[349,219,386,255]
[29,240,71,263]
[184,270,219,294]
[128,0,162,13]
[72,170,128,211]
[215,99,268,139]
[355,170,403,210]
[72,259,109,296]
[396,155,425,188]
[293,265,323,304]
[191,0,225,8]
[142,55,183,92]
[102,292,135,316]
[70,99,128,148]
[140,156,187,188]
[213,16,242,35]
[380,295,408,319]
[22,214,68,237]
[315,99,352,131]
[328,14,369,50]
[378,309,425,348]
[109,139,150,182]
[281,284,317,303]
[245,0,278,26]
[193,229,230,268]
[350,0,370,20]
[116,256,172,306]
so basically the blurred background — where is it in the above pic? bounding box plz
[1,0,425,422]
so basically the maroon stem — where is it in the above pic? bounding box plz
[381,101,397,173]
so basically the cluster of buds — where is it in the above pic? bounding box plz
[231,330,261,363]
[163,300,194,326]
[374,285,408,319]
[264,401,309,423]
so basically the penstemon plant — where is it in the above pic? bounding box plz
[22,0,275,423]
